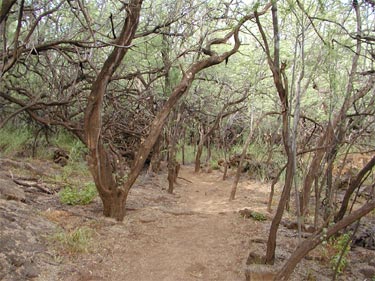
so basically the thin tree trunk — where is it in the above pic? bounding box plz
[181,128,186,165]
[265,154,294,264]
[229,126,255,200]
[205,136,211,164]
[255,3,295,264]
[149,135,162,174]
[267,163,286,212]
[195,126,204,173]
[195,94,248,173]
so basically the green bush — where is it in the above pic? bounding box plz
[330,232,352,274]
[250,211,267,221]
[59,182,97,205]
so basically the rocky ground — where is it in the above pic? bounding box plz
[0,157,374,281]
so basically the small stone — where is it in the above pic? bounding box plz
[21,261,40,278]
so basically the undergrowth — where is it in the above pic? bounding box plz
[330,232,352,275]
[49,226,93,254]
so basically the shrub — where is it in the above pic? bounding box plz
[250,211,267,221]
[59,182,97,205]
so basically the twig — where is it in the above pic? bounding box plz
[177,176,193,183]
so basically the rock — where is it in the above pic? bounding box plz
[0,178,26,202]
[358,185,374,199]
[8,254,25,267]
[351,219,375,250]
[185,262,208,278]
[281,220,316,233]
[359,266,375,279]
[0,199,57,281]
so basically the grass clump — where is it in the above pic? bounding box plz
[59,182,97,205]
[51,226,93,254]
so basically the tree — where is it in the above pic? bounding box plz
[84,0,143,220]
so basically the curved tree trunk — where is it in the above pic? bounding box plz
[84,0,143,221]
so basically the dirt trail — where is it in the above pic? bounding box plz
[49,165,271,281]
